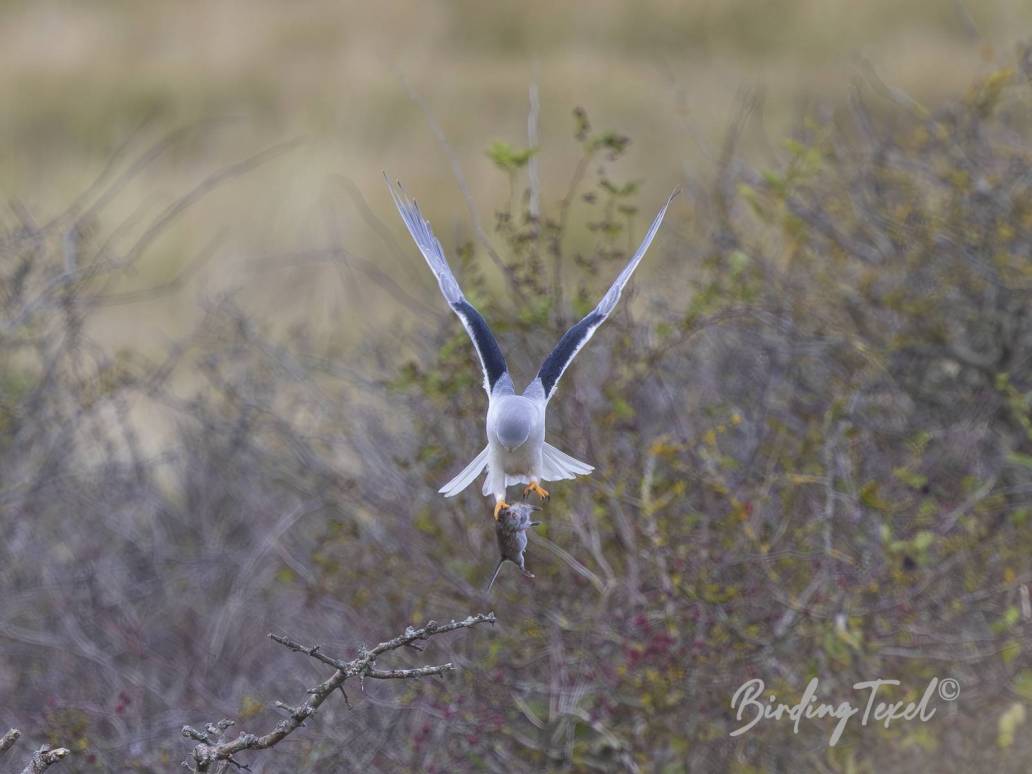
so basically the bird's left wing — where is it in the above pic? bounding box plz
[385,176,510,395]
[529,189,679,402]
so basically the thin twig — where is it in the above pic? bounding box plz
[398,74,528,306]
[114,140,302,270]
[527,79,542,224]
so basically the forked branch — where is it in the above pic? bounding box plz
[183,613,496,772]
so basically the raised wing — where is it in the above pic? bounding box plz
[531,189,678,401]
[386,175,509,395]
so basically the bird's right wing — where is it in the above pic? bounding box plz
[386,175,510,395]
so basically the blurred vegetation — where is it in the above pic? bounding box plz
[2,0,1031,363]
[2,44,1031,770]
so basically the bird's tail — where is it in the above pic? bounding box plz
[540,442,594,482]
[439,445,489,497]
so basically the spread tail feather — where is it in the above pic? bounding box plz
[439,445,489,497]
[540,442,594,481]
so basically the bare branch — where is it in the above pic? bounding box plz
[2,730,70,773]
[267,633,349,671]
[527,79,541,224]
[365,664,454,680]
[20,745,70,774]
[1,728,20,754]
[184,613,496,771]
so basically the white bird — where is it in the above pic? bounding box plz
[386,176,678,519]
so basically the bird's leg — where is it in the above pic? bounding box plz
[523,480,550,502]
[493,497,510,521]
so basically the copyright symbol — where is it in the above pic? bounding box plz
[938,678,960,701]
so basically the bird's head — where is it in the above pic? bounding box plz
[497,422,530,452]
[496,405,533,451]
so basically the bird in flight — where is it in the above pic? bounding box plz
[387,176,677,519]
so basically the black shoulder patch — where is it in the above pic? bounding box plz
[454,299,508,389]
[537,312,603,397]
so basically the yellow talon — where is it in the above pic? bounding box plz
[494,500,510,520]
[523,481,550,501]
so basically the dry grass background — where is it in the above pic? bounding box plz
[2,0,1028,349]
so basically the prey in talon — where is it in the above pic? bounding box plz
[487,502,541,591]
[385,177,678,513]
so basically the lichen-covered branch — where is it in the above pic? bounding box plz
[1,729,20,754]
[1,732,70,774]
[20,746,71,774]
[183,613,496,772]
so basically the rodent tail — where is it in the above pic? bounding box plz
[486,559,505,592]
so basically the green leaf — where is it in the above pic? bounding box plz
[997,702,1026,748]
[728,250,751,276]
[610,397,635,420]
[762,169,786,195]
[912,530,935,552]
[893,466,928,489]
[992,606,1021,634]
[1006,451,1032,469]
[1013,670,1032,701]
[486,140,537,172]
[600,178,639,197]
[861,481,891,512]
[588,131,630,158]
